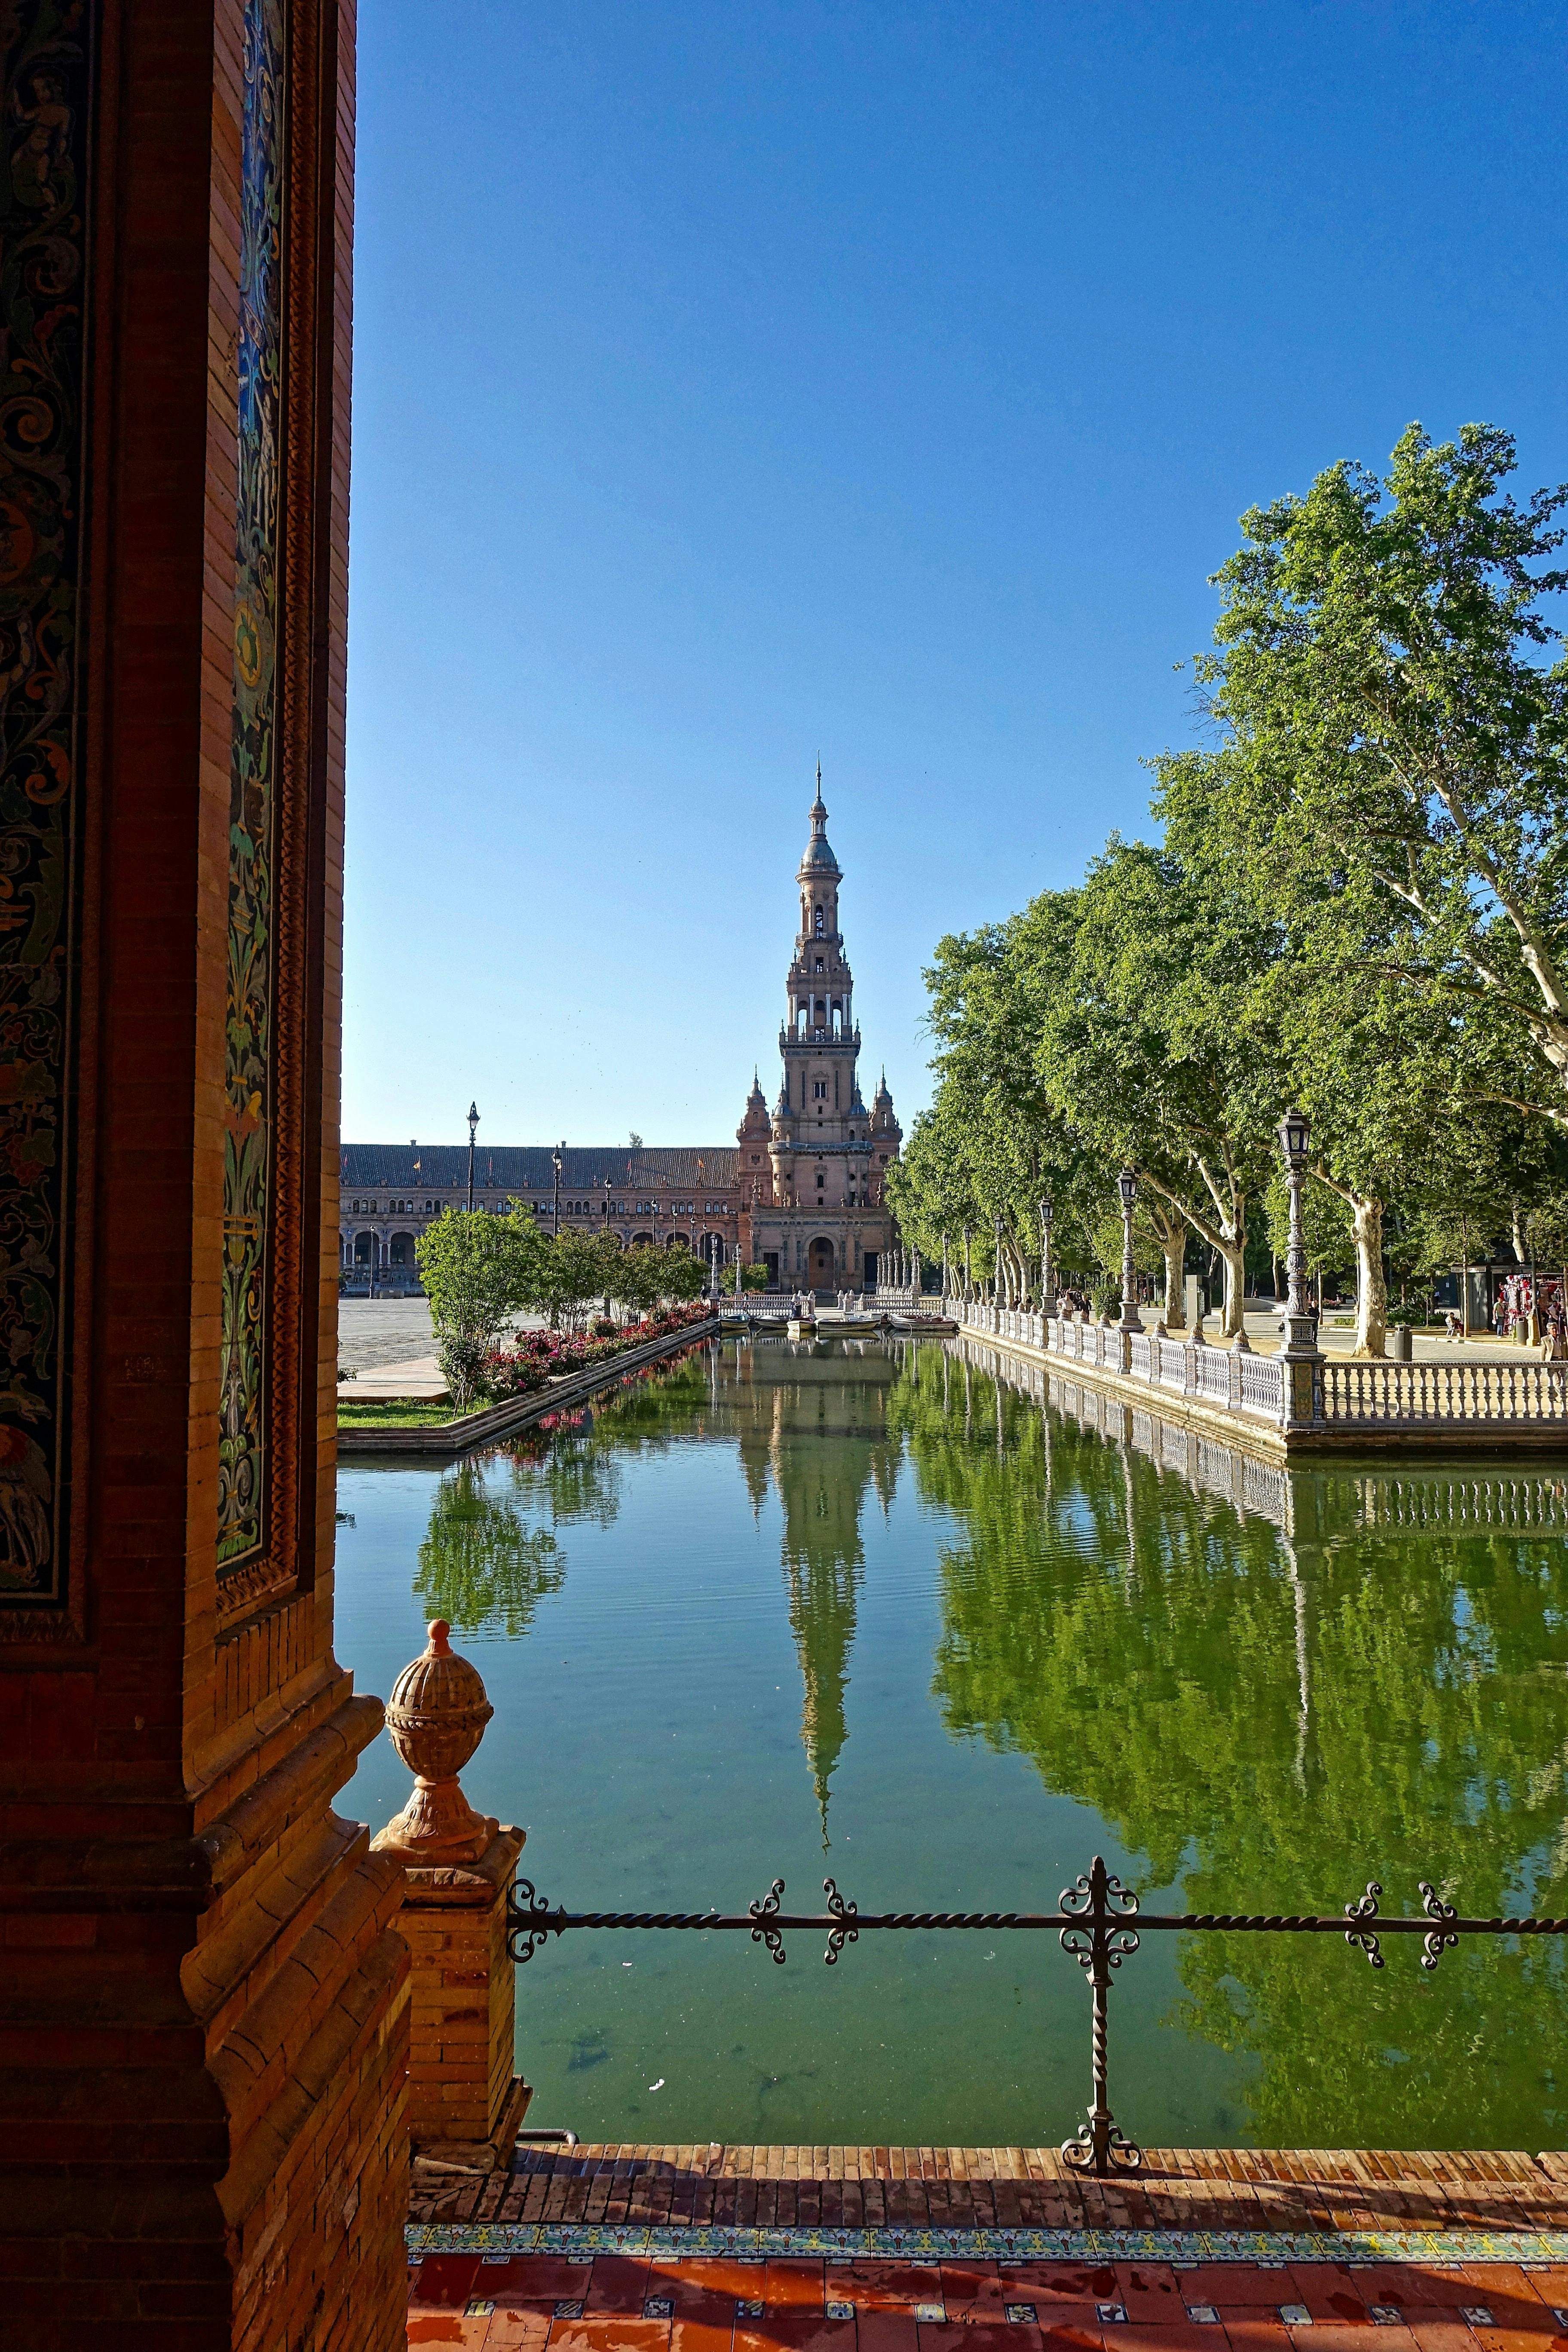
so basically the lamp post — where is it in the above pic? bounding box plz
[466,1102,478,1213]
[993,1213,1004,1307]
[552,1142,564,1237]
[709,1233,720,1301]
[1117,1169,1142,1332]
[1279,1106,1320,1359]
[941,1230,950,1301]
[1039,1197,1056,1314]
[962,1226,972,1302]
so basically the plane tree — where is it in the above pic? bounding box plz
[1154,422,1568,1127]
[1028,840,1279,1339]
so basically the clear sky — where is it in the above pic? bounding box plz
[343,0,1568,1151]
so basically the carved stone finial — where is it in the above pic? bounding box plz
[373,1618,498,1864]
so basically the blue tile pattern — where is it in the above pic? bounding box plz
[405,2221,1568,2265]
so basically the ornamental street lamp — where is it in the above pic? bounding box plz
[1117,1169,1142,1332]
[552,1142,564,1237]
[1278,1106,1320,1359]
[709,1233,720,1300]
[466,1102,479,1213]
[1038,1197,1056,1314]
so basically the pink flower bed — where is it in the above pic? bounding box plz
[479,1303,712,1401]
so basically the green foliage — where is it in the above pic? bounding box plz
[612,1240,707,1321]
[415,1206,539,1409]
[336,1399,457,1428]
[720,1260,770,1293]
[518,1224,621,1329]
[1156,421,1568,1125]
[1261,1168,1354,1280]
[885,907,1106,1291]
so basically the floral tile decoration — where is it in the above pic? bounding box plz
[407,2221,1568,2264]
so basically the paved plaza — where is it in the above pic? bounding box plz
[407,2147,1568,2351]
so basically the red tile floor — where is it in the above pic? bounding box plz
[407,2253,1568,2352]
[407,2148,1568,2351]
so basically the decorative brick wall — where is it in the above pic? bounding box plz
[0,3,409,2346]
[399,1828,527,2153]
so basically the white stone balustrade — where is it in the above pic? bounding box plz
[952,1302,1568,1437]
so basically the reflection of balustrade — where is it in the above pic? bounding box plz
[954,1301,1568,1439]
[965,1332,1568,1539]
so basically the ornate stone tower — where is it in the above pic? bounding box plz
[741,771,901,1288]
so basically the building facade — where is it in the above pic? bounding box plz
[342,778,901,1292]
[738,776,901,1288]
[338,1143,748,1282]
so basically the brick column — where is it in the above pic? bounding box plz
[372,1623,531,2169]
[398,1828,531,2162]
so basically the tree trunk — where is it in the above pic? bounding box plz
[1350,1195,1387,1356]
[1161,1240,1182,1324]
[1218,1234,1247,1338]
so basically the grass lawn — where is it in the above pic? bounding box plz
[337,1398,457,1429]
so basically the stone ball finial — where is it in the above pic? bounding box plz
[372,1619,498,1866]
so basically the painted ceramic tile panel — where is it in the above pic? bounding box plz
[220,0,286,1571]
[0,0,94,1609]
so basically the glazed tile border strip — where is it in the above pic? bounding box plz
[407,2222,1568,2265]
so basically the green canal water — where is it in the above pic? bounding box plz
[336,1334,1568,2153]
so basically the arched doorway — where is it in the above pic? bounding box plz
[631,1230,654,1246]
[667,1231,690,1250]
[353,1230,375,1265]
[389,1231,416,1266]
[808,1235,836,1288]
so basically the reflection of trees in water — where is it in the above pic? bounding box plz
[888,1343,1568,2147]
[413,1350,714,1634]
[414,1460,569,1637]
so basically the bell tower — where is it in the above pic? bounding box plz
[738,766,899,1289]
[770,769,876,1215]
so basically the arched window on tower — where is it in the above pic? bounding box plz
[814,905,824,935]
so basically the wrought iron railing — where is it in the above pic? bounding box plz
[506,1853,1568,2177]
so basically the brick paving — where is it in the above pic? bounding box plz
[408,2147,1568,2348]
[411,2147,1568,2238]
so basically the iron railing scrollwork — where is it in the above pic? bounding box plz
[505,1854,1568,2177]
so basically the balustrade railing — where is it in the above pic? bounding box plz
[951,1301,1564,1437]
[1322,1357,1568,1423]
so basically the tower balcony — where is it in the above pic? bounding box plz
[779,1023,861,1053]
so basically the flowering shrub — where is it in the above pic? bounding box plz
[477,1302,712,1404]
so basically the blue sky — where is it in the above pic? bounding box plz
[343,0,1567,1149]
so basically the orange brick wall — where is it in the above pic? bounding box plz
[401,1869,519,2148]
[0,4,409,2347]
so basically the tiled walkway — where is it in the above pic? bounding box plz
[407,2149,1568,2351]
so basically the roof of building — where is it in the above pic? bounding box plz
[340,1144,741,1189]
[797,769,842,879]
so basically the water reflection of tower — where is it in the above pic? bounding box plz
[731,1344,901,1843]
